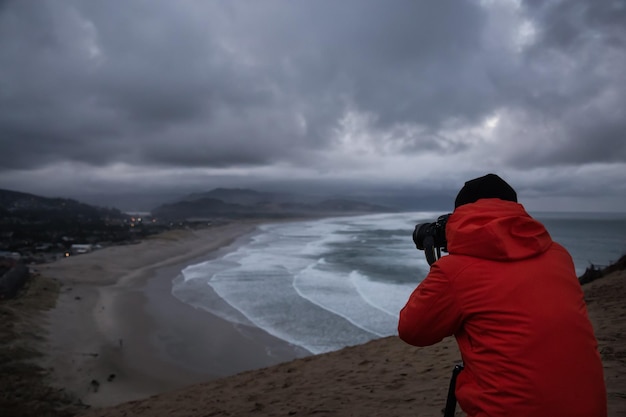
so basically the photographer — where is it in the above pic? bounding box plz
[398,174,607,417]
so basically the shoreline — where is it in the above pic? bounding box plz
[81,265,626,417]
[3,219,624,416]
[38,221,311,408]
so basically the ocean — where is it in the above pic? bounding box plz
[171,211,626,354]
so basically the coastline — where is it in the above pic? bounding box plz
[37,220,310,408]
[2,218,623,416]
[79,266,626,417]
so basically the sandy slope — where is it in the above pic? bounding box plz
[78,271,625,417]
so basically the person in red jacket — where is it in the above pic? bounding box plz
[398,174,607,417]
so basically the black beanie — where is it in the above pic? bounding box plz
[454,173,517,208]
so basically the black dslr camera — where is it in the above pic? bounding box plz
[413,213,451,265]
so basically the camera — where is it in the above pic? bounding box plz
[413,213,451,265]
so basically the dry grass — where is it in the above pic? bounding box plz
[0,274,87,417]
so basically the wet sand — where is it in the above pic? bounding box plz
[38,221,309,407]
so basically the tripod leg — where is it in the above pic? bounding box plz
[443,364,464,417]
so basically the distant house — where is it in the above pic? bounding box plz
[70,244,93,255]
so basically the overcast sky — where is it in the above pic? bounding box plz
[1,0,625,211]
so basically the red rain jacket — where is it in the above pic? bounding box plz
[398,199,606,417]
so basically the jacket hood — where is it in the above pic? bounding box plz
[446,199,553,261]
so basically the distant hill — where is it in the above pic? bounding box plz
[151,188,394,221]
[182,188,296,206]
[0,189,146,263]
[0,188,127,223]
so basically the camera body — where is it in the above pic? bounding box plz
[413,213,451,265]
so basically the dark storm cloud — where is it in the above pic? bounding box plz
[0,0,496,172]
[0,0,298,169]
[273,1,492,127]
[0,0,624,208]
[524,0,626,49]
[502,0,626,166]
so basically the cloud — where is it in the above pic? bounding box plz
[0,0,624,210]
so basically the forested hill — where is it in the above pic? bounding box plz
[0,188,127,223]
[151,188,394,220]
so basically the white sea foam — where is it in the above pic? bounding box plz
[350,270,418,319]
[171,211,626,353]
[171,213,433,352]
[292,263,394,337]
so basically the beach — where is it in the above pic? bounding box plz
[8,220,625,416]
[36,221,310,409]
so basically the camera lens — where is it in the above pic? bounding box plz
[413,222,433,250]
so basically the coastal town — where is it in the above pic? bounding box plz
[0,188,209,298]
[0,186,387,298]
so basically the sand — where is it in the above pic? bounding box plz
[37,221,309,409]
[33,222,626,417]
